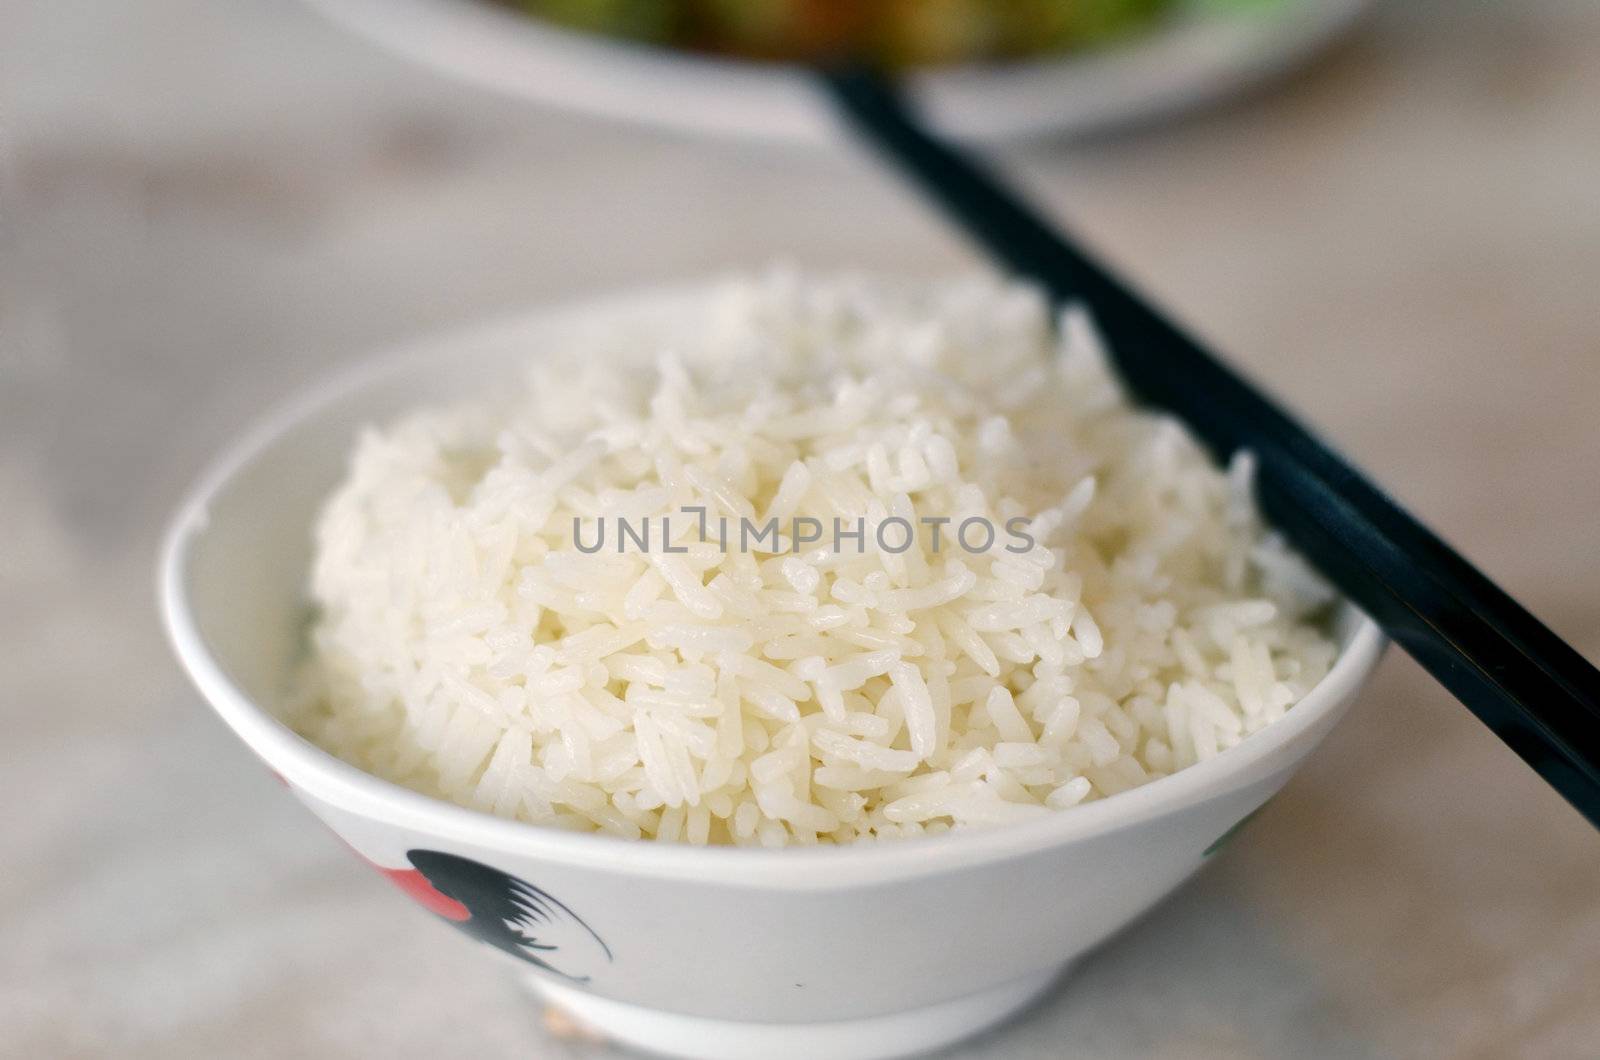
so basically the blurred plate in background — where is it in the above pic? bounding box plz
[303,0,1374,143]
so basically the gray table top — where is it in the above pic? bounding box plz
[3,2,1598,1057]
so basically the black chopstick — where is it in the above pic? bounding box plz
[820,68,1600,829]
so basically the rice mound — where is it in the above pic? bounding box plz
[292,272,1338,847]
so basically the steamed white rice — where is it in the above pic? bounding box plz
[290,272,1338,847]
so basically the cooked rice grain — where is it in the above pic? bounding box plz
[291,272,1338,846]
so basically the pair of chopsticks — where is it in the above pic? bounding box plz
[820,69,1600,830]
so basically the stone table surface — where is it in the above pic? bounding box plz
[3,1,1598,1057]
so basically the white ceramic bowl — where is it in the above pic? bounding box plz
[160,284,1385,1060]
[301,0,1375,144]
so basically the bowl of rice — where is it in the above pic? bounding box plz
[160,272,1384,1060]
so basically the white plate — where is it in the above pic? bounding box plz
[304,0,1374,144]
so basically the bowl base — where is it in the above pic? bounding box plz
[526,965,1067,1060]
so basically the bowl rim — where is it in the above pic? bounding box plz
[299,0,1376,145]
[158,282,1387,887]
